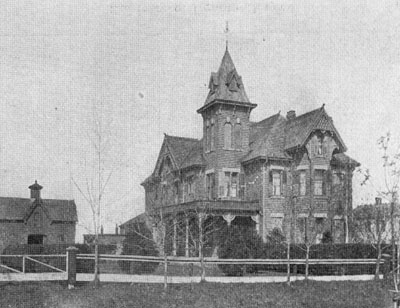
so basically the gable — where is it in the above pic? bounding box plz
[152,139,178,178]
[285,106,347,152]
[26,204,51,227]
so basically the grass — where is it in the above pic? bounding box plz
[0,280,394,308]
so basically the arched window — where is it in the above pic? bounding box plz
[206,120,210,152]
[210,119,215,151]
[224,121,232,149]
[233,119,241,150]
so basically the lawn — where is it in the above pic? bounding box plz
[0,280,394,308]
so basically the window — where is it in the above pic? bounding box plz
[58,235,65,242]
[219,171,239,198]
[299,171,306,196]
[333,172,344,186]
[314,169,325,196]
[206,120,211,152]
[183,176,194,201]
[210,119,215,151]
[174,181,180,204]
[28,234,44,245]
[206,173,215,199]
[233,119,241,150]
[314,136,323,156]
[224,121,232,149]
[272,172,281,196]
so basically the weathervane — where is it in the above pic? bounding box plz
[225,21,229,50]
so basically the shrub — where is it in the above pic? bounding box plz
[118,221,159,274]
[217,224,263,276]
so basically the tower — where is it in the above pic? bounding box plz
[197,48,257,199]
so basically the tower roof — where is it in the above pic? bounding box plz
[198,48,256,113]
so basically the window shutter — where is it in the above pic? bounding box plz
[211,173,216,200]
[282,171,287,184]
[218,171,225,197]
[239,173,245,199]
[268,171,273,197]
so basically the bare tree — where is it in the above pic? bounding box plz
[357,132,400,284]
[352,200,389,280]
[71,102,119,287]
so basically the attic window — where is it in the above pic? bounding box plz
[228,77,239,92]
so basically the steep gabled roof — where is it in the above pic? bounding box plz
[199,49,256,113]
[0,197,77,222]
[284,105,347,151]
[243,113,291,163]
[164,135,200,167]
[146,134,205,186]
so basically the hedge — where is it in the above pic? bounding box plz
[218,241,395,276]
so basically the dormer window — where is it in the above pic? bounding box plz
[228,77,239,92]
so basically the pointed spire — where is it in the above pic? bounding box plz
[225,21,229,52]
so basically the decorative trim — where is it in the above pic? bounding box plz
[298,213,309,218]
[314,165,329,170]
[205,169,215,175]
[271,213,284,218]
[270,165,285,170]
[333,215,343,220]
[296,165,309,170]
[313,213,328,218]
[222,168,240,173]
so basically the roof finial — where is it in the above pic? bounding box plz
[225,21,229,51]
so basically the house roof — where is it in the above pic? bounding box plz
[284,105,347,151]
[142,135,205,186]
[331,153,360,167]
[120,212,147,228]
[0,197,77,222]
[243,113,291,162]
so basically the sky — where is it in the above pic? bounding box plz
[0,0,399,241]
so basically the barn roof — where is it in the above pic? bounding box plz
[0,197,77,222]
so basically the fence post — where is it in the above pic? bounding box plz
[66,247,79,289]
[22,256,25,274]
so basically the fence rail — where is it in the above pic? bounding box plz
[77,254,384,265]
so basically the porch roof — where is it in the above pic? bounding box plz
[155,200,261,215]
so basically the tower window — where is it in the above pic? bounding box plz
[233,120,241,150]
[210,120,215,151]
[224,122,232,149]
[272,172,281,196]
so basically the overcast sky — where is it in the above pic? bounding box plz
[0,0,399,241]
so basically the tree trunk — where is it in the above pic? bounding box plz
[198,214,205,282]
[391,201,396,278]
[375,244,382,281]
[164,254,168,290]
[286,239,291,285]
[93,237,100,287]
[305,245,310,281]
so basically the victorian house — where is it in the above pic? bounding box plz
[126,47,359,256]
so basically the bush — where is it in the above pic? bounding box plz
[217,224,263,276]
[118,221,159,274]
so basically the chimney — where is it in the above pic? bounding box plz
[100,225,104,235]
[28,180,43,199]
[375,197,382,205]
[115,224,119,235]
[286,110,296,120]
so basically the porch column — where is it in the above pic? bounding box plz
[251,214,260,235]
[185,217,189,257]
[222,213,236,227]
[172,217,177,256]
